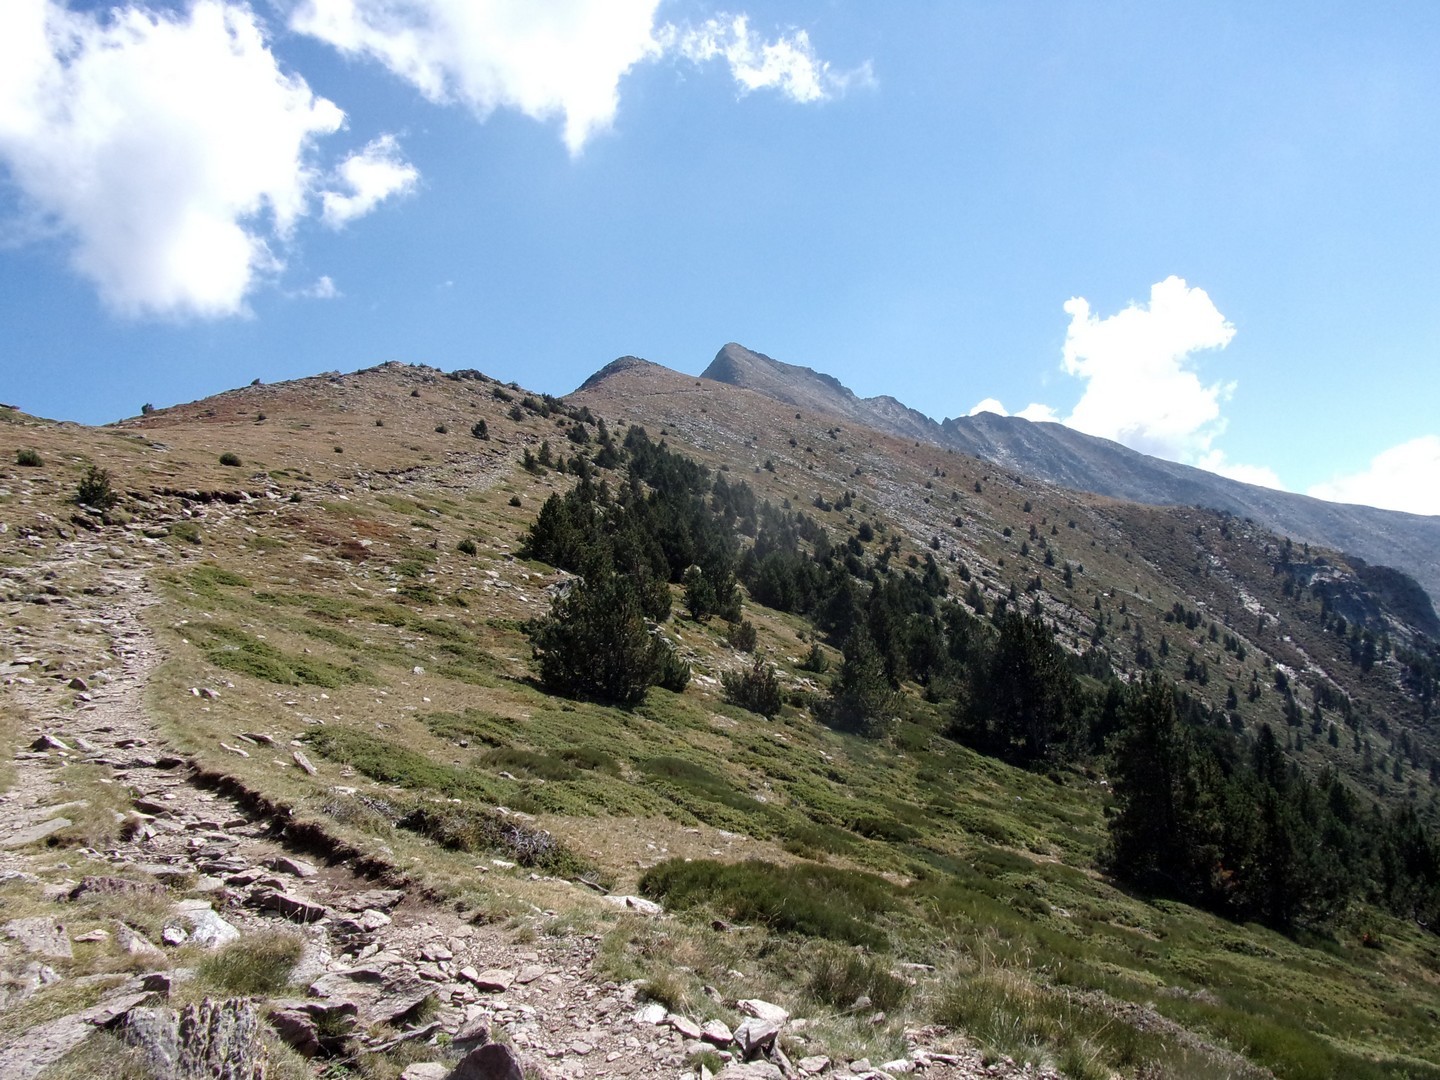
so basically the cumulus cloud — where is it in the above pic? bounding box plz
[1307,436,1440,516]
[322,134,419,227]
[1196,450,1284,490]
[290,1,862,154]
[1061,276,1237,461]
[291,0,665,154]
[0,0,356,317]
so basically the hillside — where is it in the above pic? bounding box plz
[695,343,1440,609]
[0,360,1438,1080]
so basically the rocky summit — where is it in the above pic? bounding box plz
[0,355,1437,1079]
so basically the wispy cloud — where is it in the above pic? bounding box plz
[296,274,341,300]
[322,134,419,228]
[662,14,874,104]
[1308,435,1440,515]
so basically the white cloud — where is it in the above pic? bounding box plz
[297,274,341,299]
[967,397,1058,423]
[290,1,863,155]
[290,0,665,155]
[322,134,419,227]
[664,14,872,104]
[1307,435,1440,515]
[1016,402,1060,423]
[0,0,348,317]
[1061,276,1237,461]
[1196,450,1284,490]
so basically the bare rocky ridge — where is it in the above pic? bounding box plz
[683,342,1440,609]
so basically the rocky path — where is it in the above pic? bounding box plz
[0,531,1058,1080]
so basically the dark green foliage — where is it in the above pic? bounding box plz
[639,858,895,946]
[722,656,784,717]
[800,642,830,673]
[471,420,489,439]
[219,451,242,466]
[457,537,478,556]
[655,640,692,692]
[15,448,41,467]
[725,619,758,652]
[826,628,897,738]
[76,464,119,509]
[1107,674,1440,934]
[529,571,670,706]
[952,612,1078,766]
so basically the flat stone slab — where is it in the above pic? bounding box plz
[4,917,73,959]
[1,817,71,848]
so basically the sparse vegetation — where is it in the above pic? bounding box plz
[219,451,242,466]
[16,448,41,466]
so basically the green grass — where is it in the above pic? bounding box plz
[197,931,304,995]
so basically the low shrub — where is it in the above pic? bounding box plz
[806,950,912,1012]
[639,858,896,947]
[15,448,41,467]
[722,657,783,717]
[219,452,242,466]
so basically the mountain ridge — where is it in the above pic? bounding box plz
[601,342,1440,607]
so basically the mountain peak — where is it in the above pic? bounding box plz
[576,355,668,391]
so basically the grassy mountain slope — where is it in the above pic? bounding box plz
[1,360,1438,1079]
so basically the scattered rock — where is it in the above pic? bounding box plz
[798,1055,831,1074]
[402,1066,450,1080]
[461,967,514,992]
[701,1019,734,1045]
[256,890,330,923]
[69,875,166,900]
[115,923,165,959]
[171,899,240,947]
[31,733,70,751]
[733,1017,782,1058]
[715,1063,784,1079]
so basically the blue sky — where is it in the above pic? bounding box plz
[2,1,1438,514]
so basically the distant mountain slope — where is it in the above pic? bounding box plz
[686,342,1440,607]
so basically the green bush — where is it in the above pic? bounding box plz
[639,858,895,947]
[76,464,119,509]
[471,420,489,440]
[15,448,41,467]
[219,452,242,467]
[726,619,758,652]
[530,571,670,705]
[722,657,783,717]
[457,538,478,556]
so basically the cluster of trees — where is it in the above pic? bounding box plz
[519,420,1440,938]
[1109,675,1440,930]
